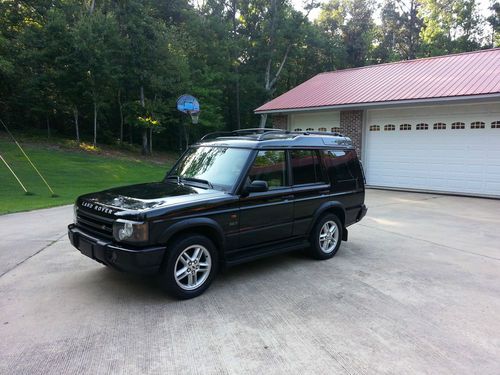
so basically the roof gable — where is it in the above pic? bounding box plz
[255,48,500,113]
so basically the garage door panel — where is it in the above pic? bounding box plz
[365,103,500,197]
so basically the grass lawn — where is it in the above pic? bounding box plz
[0,137,171,215]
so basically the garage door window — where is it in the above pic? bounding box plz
[369,125,380,131]
[318,127,327,132]
[306,128,314,131]
[433,122,446,130]
[294,128,303,131]
[400,124,411,131]
[416,123,428,130]
[492,121,500,129]
[331,127,341,132]
[451,122,465,129]
[471,121,485,129]
[384,124,395,131]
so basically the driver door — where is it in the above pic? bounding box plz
[238,150,294,247]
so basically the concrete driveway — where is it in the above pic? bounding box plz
[1,190,499,374]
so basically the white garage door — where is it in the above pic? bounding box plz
[364,102,500,197]
[290,111,340,132]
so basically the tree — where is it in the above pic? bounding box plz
[487,1,500,46]
[318,0,376,67]
[72,10,121,146]
[373,0,424,62]
[419,0,483,55]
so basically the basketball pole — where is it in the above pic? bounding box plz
[0,154,32,195]
[0,118,57,197]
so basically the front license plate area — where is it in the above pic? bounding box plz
[79,238,94,259]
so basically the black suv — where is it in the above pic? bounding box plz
[68,128,367,299]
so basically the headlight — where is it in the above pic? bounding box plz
[113,220,149,243]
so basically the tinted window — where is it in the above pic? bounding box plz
[321,150,355,182]
[248,150,287,189]
[291,150,325,185]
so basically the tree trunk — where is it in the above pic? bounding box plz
[184,123,189,150]
[46,115,50,139]
[73,107,79,143]
[89,0,95,14]
[140,85,148,155]
[259,114,268,128]
[141,129,148,156]
[231,0,241,130]
[149,127,153,154]
[118,89,123,145]
[140,85,145,107]
[93,100,97,147]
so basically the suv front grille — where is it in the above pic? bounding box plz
[76,209,114,239]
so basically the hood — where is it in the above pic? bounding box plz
[78,182,228,212]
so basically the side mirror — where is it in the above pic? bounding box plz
[244,180,268,194]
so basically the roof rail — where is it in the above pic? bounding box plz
[293,130,345,137]
[199,131,234,141]
[199,128,346,142]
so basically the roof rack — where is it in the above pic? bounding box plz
[199,128,345,142]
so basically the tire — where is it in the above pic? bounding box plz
[309,214,343,260]
[157,234,218,299]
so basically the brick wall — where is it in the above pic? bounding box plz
[271,115,288,130]
[340,110,363,156]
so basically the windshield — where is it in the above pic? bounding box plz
[168,146,251,191]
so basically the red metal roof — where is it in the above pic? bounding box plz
[255,48,500,113]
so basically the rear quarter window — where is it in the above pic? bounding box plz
[321,150,360,184]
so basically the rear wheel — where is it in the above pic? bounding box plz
[158,234,218,299]
[309,214,342,260]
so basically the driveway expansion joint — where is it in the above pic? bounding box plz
[0,233,67,278]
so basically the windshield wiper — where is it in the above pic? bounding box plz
[182,177,214,189]
[166,175,213,189]
[166,175,181,184]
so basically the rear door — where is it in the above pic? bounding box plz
[290,149,330,236]
[238,150,294,247]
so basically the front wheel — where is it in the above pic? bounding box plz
[157,234,218,299]
[309,214,342,260]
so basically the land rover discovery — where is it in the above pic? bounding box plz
[68,128,367,299]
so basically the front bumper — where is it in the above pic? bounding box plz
[68,224,165,274]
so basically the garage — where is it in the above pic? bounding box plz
[364,102,500,197]
[255,48,500,198]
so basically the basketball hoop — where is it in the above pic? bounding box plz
[177,94,201,125]
[187,110,200,124]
